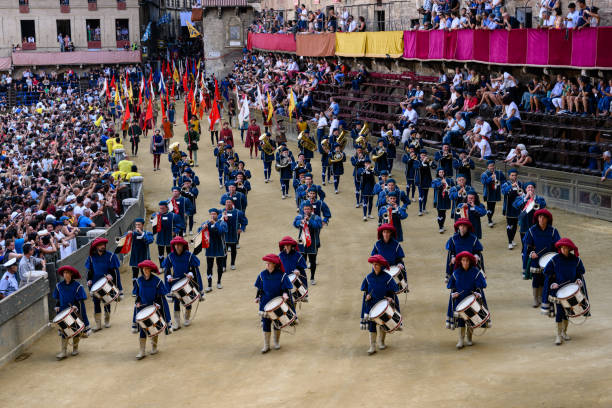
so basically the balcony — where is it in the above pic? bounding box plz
[116,40,130,48]
[117,1,126,9]
[88,1,97,10]
[60,4,70,12]
[88,41,101,49]
[21,42,36,51]
[19,4,29,13]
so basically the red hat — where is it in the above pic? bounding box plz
[454,218,473,232]
[367,255,390,269]
[555,238,579,257]
[454,251,477,269]
[170,236,189,247]
[138,260,160,274]
[90,237,108,255]
[377,223,397,240]
[262,253,284,272]
[533,208,553,224]
[57,265,82,280]
[278,236,298,250]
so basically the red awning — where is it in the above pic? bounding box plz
[11,50,141,66]
[202,0,247,6]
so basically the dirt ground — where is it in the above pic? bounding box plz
[2,112,612,408]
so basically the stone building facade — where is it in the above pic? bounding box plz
[0,0,141,58]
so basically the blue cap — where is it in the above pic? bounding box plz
[59,216,69,222]
[208,208,219,214]
[380,170,389,176]
[387,190,399,198]
[134,218,145,224]
[302,202,313,208]
[524,181,536,188]
[224,145,232,150]
[307,186,317,193]
[508,168,518,175]
[181,177,192,184]
[456,173,466,179]
[227,181,236,187]
[159,200,168,206]
[304,172,313,178]
[487,160,495,165]
[420,149,428,155]
[171,186,180,191]
[387,178,396,184]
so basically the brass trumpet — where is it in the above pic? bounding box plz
[337,130,348,151]
[371,147,385,162]
[359,122,370,137]
[355,135,367,150]
[329,152,344,163]
[298,131,316,152]
[321,138,331,152]
[259,134,275,155]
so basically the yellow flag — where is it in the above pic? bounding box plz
[267,92,274,122]
[186,21,201,38]
[95,116,103,127]
[173,67,180,83]
[129,83,133,103]
[288,88,296,122]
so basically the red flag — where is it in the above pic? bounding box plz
[122,100,131,128]
[160,93,166,120]
[214,78,221,102]
[110,75,116,90]
[182,72,188,94]
[187,85,194,106]
[183,97,189,127]
[208,99,220,131]
[145,98,153,122]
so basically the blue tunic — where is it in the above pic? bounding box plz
[480,170,506,202]
[514,195,547,234]
[278,250,308,283]
[434,151,456,177]
[377,205,408,242]
[432,177,455,210]
[330,152,346,175]
[445,232,484,277]
[360,271,400,332]
[371,239,405,266]
[357,167,376,196]
[543,253,588,321]
[453,158,475,185]
[299,199,331,223]
[501,181,524,218]
[132,274,171,331]
[254,269,294,311]
[278,158,295,181]
[53,280,90,329]
[220,191,247,212]
[129,230,154,267]
[222,209,248,243]
[401,154,417,181]
[163,251,202,292]
[446,266,487,327]
[456,203,487,239]
[351,154,368,178]
[214,148,227,169]
[377,187,410,209]
[86,251,122,290]
[198,220,228,258]
[293,214,323,254]
[522,224,561,271]
[152,211,183,246]
[171,196,194,219]
[296,183,326,202]
[415,160,435,188]
[152,134,165,154]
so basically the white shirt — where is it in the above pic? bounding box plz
[317,116,328,129]
[476,139,492,159]
[452,73,463,87]
[505,102,521,120]
[474,121,492,139]
[329,118,339,136]
[566,10,579,28]
[348,20,358,32]
[403,108,418,124]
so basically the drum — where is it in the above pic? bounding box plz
[556,283,590,318]
[369,299,402,333]
[91,277,120,304]
[538,252,557,269]
[385,265,409,294]
[135,305,167,337]
[288,272,308,302]
[52,306,85,338]
[455,294,490,328]
[170,277,201,306]
[263,296,296,329]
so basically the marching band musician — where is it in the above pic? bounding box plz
[320,136,332,186]
[541,238,588,345]
[199,208,228,292]
[360,255,400,355]
[278,236,309,298]
[293,169,307,211]
[169,186,193,236]
[453,150,475,186]
[225,144,241,167]
[254,253,294,353]
[168,144,186,186]
[53,266,90,360]
[180,178,198,236]
[330,143,346,194]
[372,170,390,202]
[233,161,252,181]
[351,146,368,207]
[86,237,122,331]
[371,223,406,291]
[261,132,276,183]
[275,142,295,163]
[383,125,398,174]
[414,150,435,216]
[300,187,332,225]
[293,202,323,285]
[233,172,251,198]
[480,160,506,228]
[444,218,484,284]
[296,118,313,163]
[357,157,377,221]
[401,147,418,201]
[221,199,248,271]
[223,156,239,186]
[522,209,560,308]
[152,200,183,268]
[163,236,202,330]
[278,147,295,200]
[133,260,171,360]
[449,173,470,220]
[456,191,487,239]
[213,140,227,188]
[373,139,389,174]
[220,182,247,214]
[514,182,547,245]
[378,192,408,241]
[296,172,326,203]
[376,178,410,212]
[178,163,201,188]
[293,153,312,180]
[447,251,487,349]
[128,218,154,281]
[434,143,455,178]
[501,169,523,250]
[246,118,261,159]
[432,169,455,233]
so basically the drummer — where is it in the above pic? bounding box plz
[360,255,400,355]
[522,209,561,308]
[370,223,406,290]
[254,254,294,354]
[52,266,90,360]
[444,218,484,284]
[128,218,154,282]
[85,237,122,331]
[163,236,202,330]
[278,236,308,299]
[541,238,588,345]
[447,251,487,349]
[133,260,171,359]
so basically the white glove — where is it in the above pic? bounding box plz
[576,279,583,287]
[187,272,194,278]
[550,283,559,290]
[258,310,265,318]
[363,314,370,321]
[166,275,172,282]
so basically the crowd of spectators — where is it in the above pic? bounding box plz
[250,6,367,34]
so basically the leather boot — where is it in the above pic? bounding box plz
[93,313,102,332]
[273,329,281,350]
[555,322,563,345]
[456,327,465,349]
[56,337,68,360]
[378,327,387,350]
[465,327,473,346]
[104,312,111,328]
[71,336,80,356]
[261,332,271,354]
[184,309,192,327]
[562,320,571,341]
[368,332,377,355]
[532,287,541,308]
[136,338,147,359]
[172,310,181,330]
[150,336,159,355]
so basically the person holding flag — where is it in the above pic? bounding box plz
[209,98,221,146]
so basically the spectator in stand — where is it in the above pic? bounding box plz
[505,144,526,164]
[357,16,367,31]
[494,94,521,135]
[399,101,419,127]
[469,133,493,160]
[443,111,466,146]
[565,2,579,27]
[465,116,492,149]
[461,91,480,123]
[601,151,612,181]
[426,85,446,118]
[597,79,612,116]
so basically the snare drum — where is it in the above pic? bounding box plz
[369,299,402,333]
[91,277,120,304]
[52,306,85,338]
[263,296,296,329]
[455,294,490,328]
[135,305,167,337]
[555,283,590,318]
[171,277,201,306]
[288,273,308,302]
[538,252,557,269]
[385,265,409,294]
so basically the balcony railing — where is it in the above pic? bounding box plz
[117,1,126,10]
[88,1,97,10]
[21,42,36,51]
